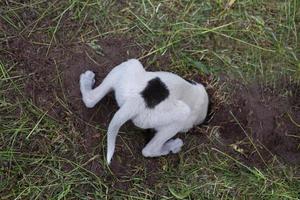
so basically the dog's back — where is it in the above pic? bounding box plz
[110,60,209,128]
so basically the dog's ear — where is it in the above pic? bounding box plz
[202,100,213,125]
[184,78,197,85]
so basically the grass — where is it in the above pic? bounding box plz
[1,0,300,199]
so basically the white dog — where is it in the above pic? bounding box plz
[80,59,209,164]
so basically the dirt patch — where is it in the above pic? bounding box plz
[210,81,300,165]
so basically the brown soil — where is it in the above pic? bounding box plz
[210,81,300,166]
[2,33,300,189]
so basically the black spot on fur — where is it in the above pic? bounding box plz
[141,77,169,108]
[184,78,197,85]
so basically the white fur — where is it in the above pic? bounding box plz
[80,59,209,164]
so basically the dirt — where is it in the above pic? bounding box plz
[210,81,300,166]
[2,32,300,190]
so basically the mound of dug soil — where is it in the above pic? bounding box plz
[211,82,300,165]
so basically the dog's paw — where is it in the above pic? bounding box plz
[80,70,95,89]
[165,138,183,154]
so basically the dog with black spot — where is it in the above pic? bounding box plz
[80,59,209,164]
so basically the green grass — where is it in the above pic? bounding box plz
[1,0,300,199]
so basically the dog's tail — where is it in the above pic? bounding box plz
[107,98,141,164]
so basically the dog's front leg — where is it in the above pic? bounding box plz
[141,100,191,157]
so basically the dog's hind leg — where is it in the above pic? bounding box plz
[141,100,191,157]
[80,59,143,108]
[80,68,119,108]
[142,124,184,157]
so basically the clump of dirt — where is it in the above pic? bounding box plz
[210,82,300,165]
